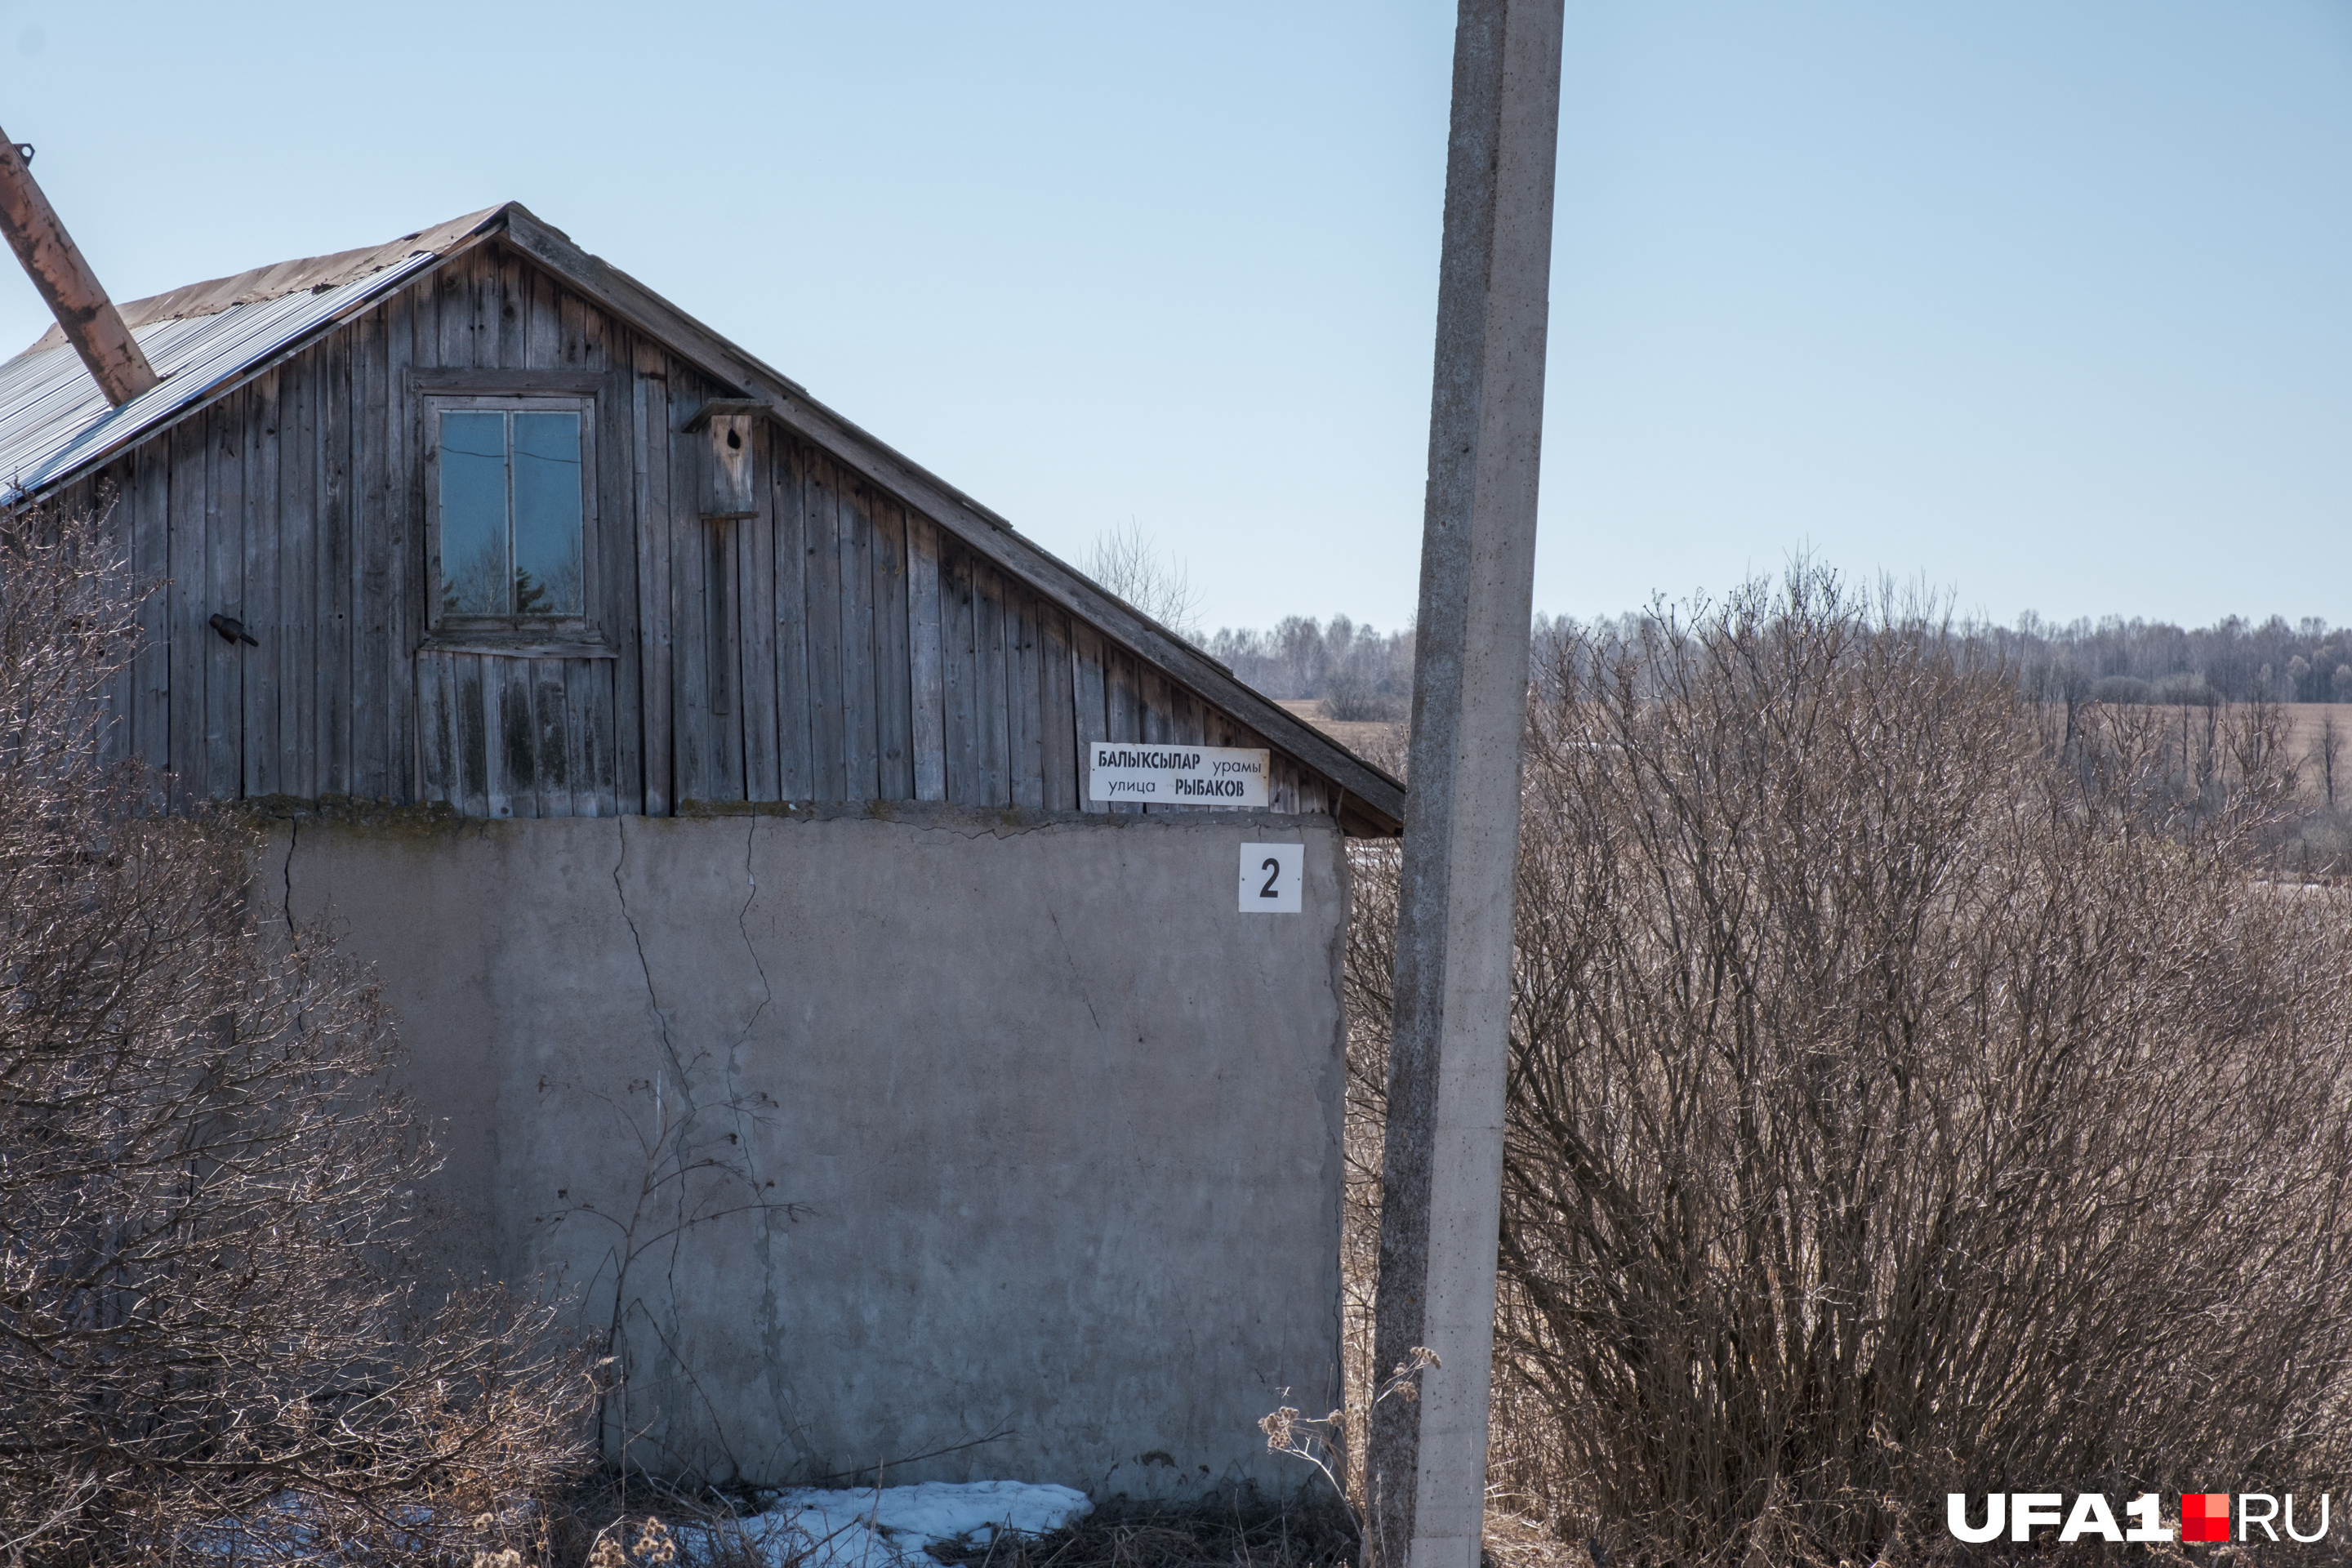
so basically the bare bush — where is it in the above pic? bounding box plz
[0,505,595,1563]
[1086,521,1203,643]
[537,1036,800,1486]
[1349,569,2352,1566]
[2312,711,2342,811]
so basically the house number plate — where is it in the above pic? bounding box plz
[1240,843,1303,914]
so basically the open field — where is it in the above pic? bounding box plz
[2108,701,2352,804]
[1276,700,1406,768]
[2279,702,2352,794]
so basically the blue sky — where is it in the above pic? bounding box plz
[4,2,2345,634]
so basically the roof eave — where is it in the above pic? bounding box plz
[494,206,1406,833]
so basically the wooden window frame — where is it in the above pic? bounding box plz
[421,392,609,657]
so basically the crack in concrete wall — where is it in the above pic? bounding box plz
[272,810,1348,1494]
[727,815,814,1475]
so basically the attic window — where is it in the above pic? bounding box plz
[426,395,597,631]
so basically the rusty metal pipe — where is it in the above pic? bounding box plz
[0,131,158,406]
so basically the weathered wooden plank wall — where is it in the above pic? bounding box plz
[55,241,1334,823]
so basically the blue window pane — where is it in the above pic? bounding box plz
[440,411,509,615]
[511,412,583,617]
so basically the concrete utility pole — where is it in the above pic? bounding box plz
[1366,4,1563,1568]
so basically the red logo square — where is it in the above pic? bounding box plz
[2182,1493,2230,1543]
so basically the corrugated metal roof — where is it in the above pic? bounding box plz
[19,207,501,357]
[0,208,500,505]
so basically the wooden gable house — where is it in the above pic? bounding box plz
[0,200,1398,1493]
[2,203,1402,836]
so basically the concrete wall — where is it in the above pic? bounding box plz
[270,807,1347,1494]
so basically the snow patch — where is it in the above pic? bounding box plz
[699,1481,1094,1568]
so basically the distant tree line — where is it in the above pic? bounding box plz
[1205,615,1416,721]
[1974,610,2352,706]
[1209,605,2352,720]
[1535,607,2352,707]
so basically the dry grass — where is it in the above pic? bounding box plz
[1480,1509,1587,1568]
[509,1476,783,1568]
